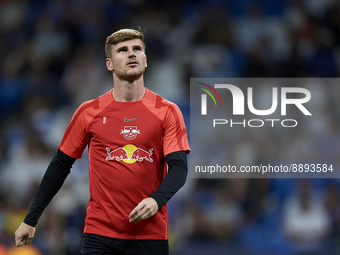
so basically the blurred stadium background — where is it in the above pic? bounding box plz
[0,0,339,254]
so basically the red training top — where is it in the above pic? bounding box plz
[58,88,190,240]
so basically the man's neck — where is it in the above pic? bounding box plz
[112,76,145,102]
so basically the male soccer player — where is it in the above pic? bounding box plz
[14,28,190,255]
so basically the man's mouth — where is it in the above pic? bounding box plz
[127,61,138,66]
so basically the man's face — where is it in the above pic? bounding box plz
[106,38,147,81]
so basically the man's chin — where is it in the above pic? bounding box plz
[123,70,144,80]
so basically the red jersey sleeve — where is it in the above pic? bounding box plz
[58,100,94,158]
[163,103,190,156]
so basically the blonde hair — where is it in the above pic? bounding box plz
[105,28,145,58]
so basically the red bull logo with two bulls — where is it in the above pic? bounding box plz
[105,144,153,164]
[120,126,141,140]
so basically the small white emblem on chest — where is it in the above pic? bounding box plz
[120,126,141,140]
[124,117,138,122]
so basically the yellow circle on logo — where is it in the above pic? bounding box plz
[123,144,137,164]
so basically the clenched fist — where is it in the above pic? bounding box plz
[14,222,36,247]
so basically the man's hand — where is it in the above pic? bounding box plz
[129,197,158,223]
[14,222,36,247]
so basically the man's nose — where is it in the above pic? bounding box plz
[128,49,136,57]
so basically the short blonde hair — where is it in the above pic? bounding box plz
[105,28,145,58]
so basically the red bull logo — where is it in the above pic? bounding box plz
[106,144,153,164]
[120,126,141,140]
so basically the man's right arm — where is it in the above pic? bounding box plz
[15,149,75,246]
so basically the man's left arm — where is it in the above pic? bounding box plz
[129,151,187,222]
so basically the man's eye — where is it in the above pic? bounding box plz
[118,49,127,52]
[134,47,142,51]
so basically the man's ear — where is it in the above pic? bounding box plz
[145,55,147,68]
[106,58,114,71]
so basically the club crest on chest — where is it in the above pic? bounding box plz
[120,126,141,140]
